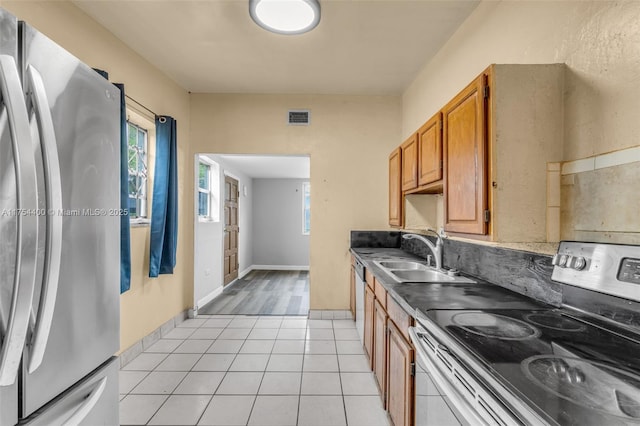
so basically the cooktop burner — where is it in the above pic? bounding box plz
[423,308,640,425]
[451,312,541,340]
[525,312,587,332]
[522,355,640,420]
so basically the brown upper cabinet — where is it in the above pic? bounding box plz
[417,112,443,188]
[390,64,564,242]
[388,147,403,227]
[400,134,418,191]
[442,71,489,235]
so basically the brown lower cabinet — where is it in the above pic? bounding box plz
[373,298,388,406]
[364,284,375,368]
[361,275,415,426]
[387,320,415,426]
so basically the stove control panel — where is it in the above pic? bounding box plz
[552,241,640,302]
[617,258,640,285]
[552,254,589,271]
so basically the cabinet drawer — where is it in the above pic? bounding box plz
[374,278,387,310]
[387,296,413,342]
[365,269,375,290]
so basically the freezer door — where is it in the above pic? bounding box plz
[1,8,34,426]
[0,13,18,426]
[19,22,120,418]
[22,357,119,426]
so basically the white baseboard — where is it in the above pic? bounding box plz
[251,265,310,271]
[195,286,223,314]
[239,266,253,279]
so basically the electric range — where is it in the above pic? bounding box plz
[410,241,640,426]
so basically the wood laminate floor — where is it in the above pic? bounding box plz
[200,270,309,316]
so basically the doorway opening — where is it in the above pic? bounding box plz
[193,154,310,316]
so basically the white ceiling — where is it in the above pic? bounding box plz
[73,0,479,95]
[215,155,310,179]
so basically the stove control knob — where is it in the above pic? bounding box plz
[552,254,561,266]
[573,257,587,271]
[557,255,569,267]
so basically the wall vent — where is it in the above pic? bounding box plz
[288,110,310,125]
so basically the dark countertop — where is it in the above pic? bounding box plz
[351,247,549,318]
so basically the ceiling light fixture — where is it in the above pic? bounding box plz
[249,0,321,35]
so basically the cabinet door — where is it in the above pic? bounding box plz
[349,264,356,321]
[401,134,418,191]
[443,72,489,235]
[387,320,414,426]
[418,112,443,186]
[388,148,403,227]
[364,284,375,368]
[373,299,388,407]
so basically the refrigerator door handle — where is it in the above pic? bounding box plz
[60,376,107,426]
[24,64,63,374]
[0,54,39,386]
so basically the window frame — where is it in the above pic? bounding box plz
[198,160,212,220]
[197,156,220,223]
[126,118,150,225]
[302,181,310,235]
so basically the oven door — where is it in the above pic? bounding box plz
[409,325,523,426]
[410,326,469,426]
[413,340,465,425]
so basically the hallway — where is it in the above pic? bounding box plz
[199,271,309,316]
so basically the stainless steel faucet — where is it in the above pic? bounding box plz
[402,229,443,271]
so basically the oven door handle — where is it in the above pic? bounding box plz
[408,326,433,368]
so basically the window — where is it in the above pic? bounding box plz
[302,181,310,235]
[127,121,148,219]
[197,156,220,222]
[198,161,211,218]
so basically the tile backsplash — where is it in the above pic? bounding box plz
[561,149,640,245]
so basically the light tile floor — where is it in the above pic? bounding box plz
[120,315,390,426]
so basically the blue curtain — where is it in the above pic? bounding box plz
[149,116,178,277]
[116,83,132,292]
[94,69,131,293]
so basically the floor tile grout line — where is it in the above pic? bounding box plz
[147,317,240,425]
[143,320,219,425]
[141,393,170,425]
[245,316,286,426]
[122,315,363,425]
[295,321,308,425]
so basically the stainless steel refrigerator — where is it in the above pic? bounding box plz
[0,8,120,425]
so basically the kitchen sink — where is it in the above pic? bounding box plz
[373,261,476,284]
[390,269,474,283]
[376,261,429,270]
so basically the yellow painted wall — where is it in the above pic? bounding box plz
[190,94,401,309]
[402,1,640,244]
[13,0,636,327]
[3,1,193,352]
[403,1,640,160]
